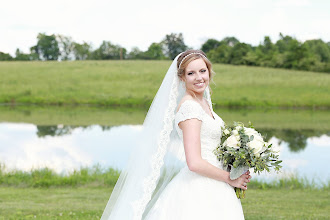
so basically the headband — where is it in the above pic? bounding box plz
[178,52,207,69]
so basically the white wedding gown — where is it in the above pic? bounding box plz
[145,100,244,220]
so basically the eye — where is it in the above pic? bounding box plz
[201,69,207,73]
[187,72,194,75]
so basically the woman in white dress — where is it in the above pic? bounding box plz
[101,50,251,220]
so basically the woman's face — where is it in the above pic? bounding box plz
[183,58,210,95]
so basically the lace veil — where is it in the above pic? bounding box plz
[101,53,212,220]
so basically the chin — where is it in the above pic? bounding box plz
[194,85,207,92]
[192,87,206,95]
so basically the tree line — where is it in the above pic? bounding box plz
[1,32,329,73]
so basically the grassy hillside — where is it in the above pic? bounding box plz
[0,60,329,108]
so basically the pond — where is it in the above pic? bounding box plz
[0,106,329,184]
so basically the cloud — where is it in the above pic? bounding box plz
[1,123,36,132]
[0,126,93,173]
[308,135,330,147]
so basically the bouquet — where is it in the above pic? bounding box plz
[214,122,282,199]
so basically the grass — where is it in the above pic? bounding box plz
[241,189,330,219]
[0,187,109,220]
[1,165,329,219]
[0,164,120,188]
[0,187,328,219]
[0,60,329,108]
[1,164,329,190]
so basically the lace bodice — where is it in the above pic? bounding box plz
[175,99,225,167]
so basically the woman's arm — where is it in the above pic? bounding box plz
[179,118,250,190]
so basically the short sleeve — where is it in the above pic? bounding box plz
[175,100,204,126]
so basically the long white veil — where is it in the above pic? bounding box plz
[101,54,212,220]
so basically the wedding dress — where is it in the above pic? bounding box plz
[145,99,245,220]
[101,53,244,220]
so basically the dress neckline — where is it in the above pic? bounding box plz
[184,99,215,121]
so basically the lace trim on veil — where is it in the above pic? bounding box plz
[131,74,179,220]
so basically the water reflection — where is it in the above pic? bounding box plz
[259,129,330,152]
[0,123,329,183]
[34,125,328,152]
[36,125,112,137]
[0,123,141,174]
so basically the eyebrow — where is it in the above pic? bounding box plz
[186,68,207,72]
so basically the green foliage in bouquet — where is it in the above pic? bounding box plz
[214,122,282,198]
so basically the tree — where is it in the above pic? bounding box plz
[29,46,40,60]
[201,39,220,53]
[275,33,295,53]
[144,42,165,60]
[207,44,231,63]
[91,41,126,60]
[304,39,330,63]
[255,36,277,67]
[228,43,251,65]
[35,33,60,60]
[73,42,92,60]
[127,47,144,59]
[162,33,187,60]
[15,49,30,61]
[57,35,74,60]
[0,52,13,61]
[221,37,239,47]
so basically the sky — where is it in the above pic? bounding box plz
[1,0,330,56]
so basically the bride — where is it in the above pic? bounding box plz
[101,50,251,220]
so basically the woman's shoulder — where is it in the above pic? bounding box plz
[176,95,200,113]
[175,96,204,125]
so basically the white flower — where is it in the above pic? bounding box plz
[247,138,265,155]
[235,126,242,131]
[244,127,258,137]
[232,130,239,136]
[223,129,230,135]
[224,135,240,149]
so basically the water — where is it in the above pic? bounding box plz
[1,123,330,183]
[0,107,329,184]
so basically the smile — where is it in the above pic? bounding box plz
[194,82,205,87]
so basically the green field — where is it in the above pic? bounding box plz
[1,165,329,219]
[0,187,328,220]
[0,61,329,108]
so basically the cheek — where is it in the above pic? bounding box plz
[203,72,210,81]
[184,75,194,84]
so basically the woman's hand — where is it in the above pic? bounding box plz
[228,171,251,190]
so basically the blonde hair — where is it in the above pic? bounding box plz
[177,49,215,95]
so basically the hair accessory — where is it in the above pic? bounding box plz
[178,52,207,69]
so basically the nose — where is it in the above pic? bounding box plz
[196,72,202,80]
